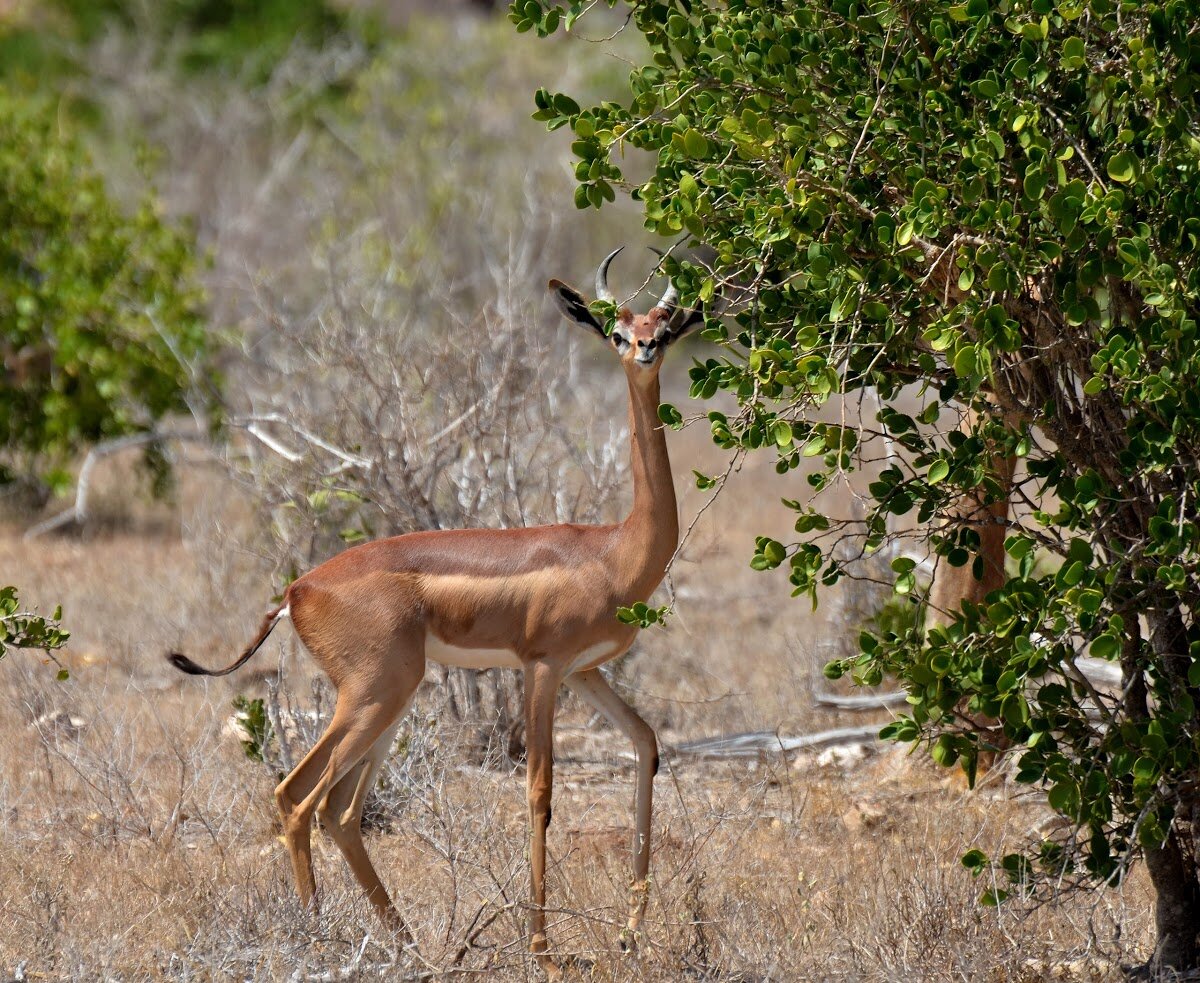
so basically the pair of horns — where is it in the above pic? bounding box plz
[594,246,679,311]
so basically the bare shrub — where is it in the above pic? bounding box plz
[55,12,647,763]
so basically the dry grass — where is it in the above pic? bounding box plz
[0,450,1155,982]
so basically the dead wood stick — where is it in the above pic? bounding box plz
[24,430,206,540]
[669,724,881,760]
[813,690,910,710]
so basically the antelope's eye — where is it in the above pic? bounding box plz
[612,332,630,349]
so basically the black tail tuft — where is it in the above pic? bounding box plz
[167,652,210,675]
[164,602,286,678]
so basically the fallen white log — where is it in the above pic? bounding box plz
[1073,656,1123,688]
[24,430,205,540]
[24,415,374,540]
[671,724,881,759]
[813,690,909,710]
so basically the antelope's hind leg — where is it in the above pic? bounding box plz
[318,713,412,940]
[274,650,423,924]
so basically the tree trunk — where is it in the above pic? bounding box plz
[1145,832,1200,975]
[926,409,1016,774]
[1143,609,1200,975]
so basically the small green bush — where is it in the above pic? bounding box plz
[65,0,371,77]
[0,91,214,490]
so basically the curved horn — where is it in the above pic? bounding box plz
[647,246,679,311]
[594,246,624,304]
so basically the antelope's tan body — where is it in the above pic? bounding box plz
[289,517,662,686]
[168,248,702,976]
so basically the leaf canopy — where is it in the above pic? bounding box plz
[517,0,1200,906]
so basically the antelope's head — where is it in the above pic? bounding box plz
[549,247,704,378]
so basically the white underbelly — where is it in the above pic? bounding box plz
[567,640,624,675]
[425,633,523,670]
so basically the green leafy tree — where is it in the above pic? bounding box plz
[0,0,372,87]
[0,91,213,492]
[517,0,1200,971]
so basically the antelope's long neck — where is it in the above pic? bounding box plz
[618,372,679,597]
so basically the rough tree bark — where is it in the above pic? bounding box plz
[1143,608,1200,974]
[925,410,1016,626]
[925,409,1017,772]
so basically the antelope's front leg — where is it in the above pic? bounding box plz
[523,661,563,976]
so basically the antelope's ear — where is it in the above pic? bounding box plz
[548,279,605,337]
[665,305,705,345]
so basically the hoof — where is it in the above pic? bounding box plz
[537,954,565,981]
[539,953,594,979]
[562,953,596,973]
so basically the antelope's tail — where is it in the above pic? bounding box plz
[167,602,289,677]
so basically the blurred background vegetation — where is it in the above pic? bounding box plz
[0,0,643,507]
[1,0,374,85]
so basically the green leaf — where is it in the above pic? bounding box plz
[1061,36,1086,68]
[1107,151,1137,184]
[927,460,950,484]
[658,402,684,428]
[962,848,988,872]
[981,889,1009,907]
[931,735,959,767]
[953,347,979,378]
[1058,560,1085,587]
[773,420,794,448]
[683,129,709,158]
[1047,781,1080,816]
[1133,756,1157,782]
[552,92,580,116]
